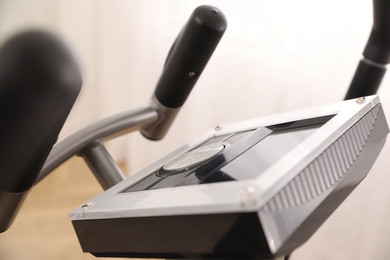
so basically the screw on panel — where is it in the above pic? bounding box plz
[240,186,255,199]
[81,202,94,210]
[188,72,196,78]
[215,125,223,131]
[240,186,256,207]
[356,97,366,104]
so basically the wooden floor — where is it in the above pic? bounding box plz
[0,158,157,260]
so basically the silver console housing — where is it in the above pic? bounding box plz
[70,95,388,259]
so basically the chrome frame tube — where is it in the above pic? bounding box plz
[36,106,158,184]
[81,140,126,190]
[140,96,181,140]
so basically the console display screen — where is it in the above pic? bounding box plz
[201,126,320,183]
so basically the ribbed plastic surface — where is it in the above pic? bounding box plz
[262,105,381,212]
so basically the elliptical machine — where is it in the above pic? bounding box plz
[1,1,390,259]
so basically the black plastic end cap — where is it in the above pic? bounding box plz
[192,5,227,33]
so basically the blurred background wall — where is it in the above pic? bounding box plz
[1,0,390,259]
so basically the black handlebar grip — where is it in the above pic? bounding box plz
[344,60,386,100]
[0,31,81,232]
[154,5,227,108]
[363,0,390,63]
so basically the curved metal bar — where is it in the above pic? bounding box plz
[81,140,127,190]
[36,106,158,184]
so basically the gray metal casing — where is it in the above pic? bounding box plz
[70,96,389,259]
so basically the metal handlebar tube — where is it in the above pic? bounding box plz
[139,96,181,141]
[36,106,158,185]
[345,0,390,99]
[80,140,126,190]
[141,5,227,140]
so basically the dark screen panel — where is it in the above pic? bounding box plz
[202,126,319,183]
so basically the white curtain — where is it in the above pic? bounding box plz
[1,0,390,259]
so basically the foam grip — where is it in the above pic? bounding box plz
[0,31,81,231]
[154,5,227,108]
[345,60,386,100]
[363,0,390,63]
